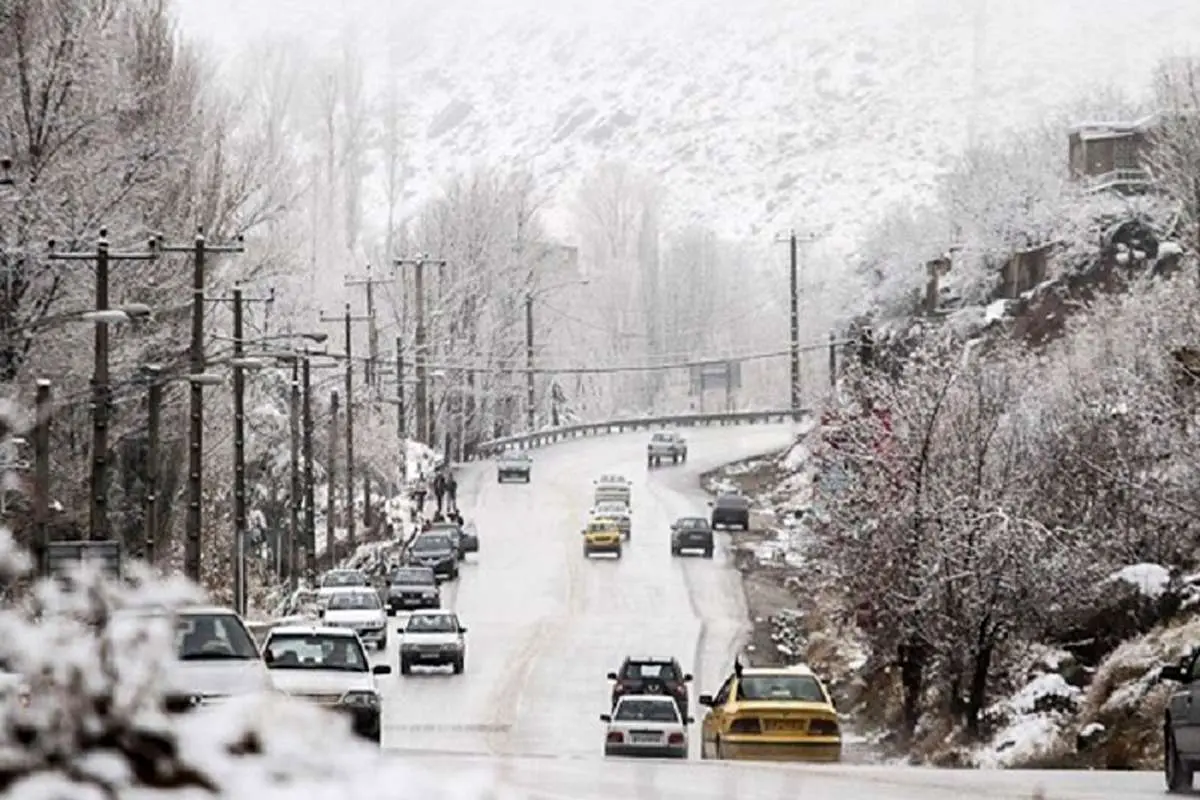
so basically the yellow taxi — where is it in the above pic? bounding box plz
[582,519,623,558]
[698,660,841,762]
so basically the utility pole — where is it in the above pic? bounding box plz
[301,357,316,578]
[32,379,50,576]
[346,266,394,532]
[48,229,159,541]
[525,293,535,431]
[394,255,446,446]
[160,229,244,583]
[326,390,340,567]
[144,365,162,565]
[232,287,248,615]
[774,230,818,415]
[287,357,300,588]
[320,302,370,548]
[394,335,406,483]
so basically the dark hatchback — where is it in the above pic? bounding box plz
[406,533,460,581]
[670,516,714,558]
[709,492,751,531]
[608,656,693,716]
[385,566,441,614]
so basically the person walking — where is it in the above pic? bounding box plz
[432,471,447,515]
[446,472,459,513]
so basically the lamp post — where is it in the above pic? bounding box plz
[524,278,590,431]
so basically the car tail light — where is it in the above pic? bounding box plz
[729,717,761,734]
[606,731,624,743]
[667,732,685,744]
[808,718,840,736]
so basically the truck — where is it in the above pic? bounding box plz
[647,430,688,467]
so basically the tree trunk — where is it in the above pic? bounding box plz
[965,636,996,737]
[898,637,928,740]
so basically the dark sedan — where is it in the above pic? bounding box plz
[670,516,714,558]
[709,493,751,531]
[385,566,441,614]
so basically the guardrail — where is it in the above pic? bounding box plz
[470,408,807,460]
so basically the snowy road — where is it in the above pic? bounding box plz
[367,424,1165,798]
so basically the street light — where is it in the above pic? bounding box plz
[524,278,590,431]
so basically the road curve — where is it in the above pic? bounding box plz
[370,423,1164,798]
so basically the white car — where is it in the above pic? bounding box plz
[590,500,632,540]
[601,694,691,759]
[112,605,275,710]
[593,473,632,506]
[262,625,391,744]
[316,569,370,605]
[321,587,389,650]
[397,610,467,675]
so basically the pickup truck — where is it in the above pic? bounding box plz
[647,431,688,467]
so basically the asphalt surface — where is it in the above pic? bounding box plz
[367,424,1166,798]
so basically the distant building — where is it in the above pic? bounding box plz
[1067,114,1157,194]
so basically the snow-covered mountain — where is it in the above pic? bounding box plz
[176,0,1200,244]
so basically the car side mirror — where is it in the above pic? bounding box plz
[458,626,467,634]
[372,664,392,675]
[686,716,695,724]
[396,627,406,635]
[263,649,275,664]
[1161,664,1188,682]
[698,694,714,707]
[600,713,612,723]
[706,501,714,507]
[606,672,618,681]
[684,673,694,682]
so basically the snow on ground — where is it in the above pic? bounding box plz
[1107,563,1172,599]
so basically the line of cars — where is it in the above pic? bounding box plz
[599,654,843,762]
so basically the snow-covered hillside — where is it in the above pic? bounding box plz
[177,0,1200,242]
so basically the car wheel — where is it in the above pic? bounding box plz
[703,547,714,558]
[399,658,411,676]
[1167,727,1194,793]
[453,656,465,675]
[671,547,680,556]
[615,548,623,559]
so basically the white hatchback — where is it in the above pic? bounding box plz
[601,694,691,759]
[321,587,388,651]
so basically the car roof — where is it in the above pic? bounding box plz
[615,693,678,704]
[624,656,679,664]
[409,609,457,618]
[740,664,816,677]
[267,625,358,638]
[322,585,372,594]
[178,605,242,616]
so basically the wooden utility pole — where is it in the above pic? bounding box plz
[321,302,370,549]
[326,390,340,566]
[394,255,446,446]
[345,266,395,528]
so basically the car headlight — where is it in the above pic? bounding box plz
[340,690,379,707]
[422,590,437,597]
[441,642,462,651]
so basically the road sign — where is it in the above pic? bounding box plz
[45,540,122,582]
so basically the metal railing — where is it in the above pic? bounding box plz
[1085,168,1153,193]
[468,408,808,460]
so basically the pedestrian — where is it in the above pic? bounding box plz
[446,473,458,513]
[432,471,446,514]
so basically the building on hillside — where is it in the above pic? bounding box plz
[1067,114,1158,194]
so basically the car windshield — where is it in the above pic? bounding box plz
[430,523,460,535]
[677,518,708,529]
[264,633,368,672]
[652,433,674,441]
[615,698,680,722]
[321,571,366,588]
[588,521,619,532]
[391,568,434,586]
[413,535,451,551]
[595,503,625,515]
[176,613,261,661]
[622,661,681,680]
[326,591,381,610]
[738,674,826,702]
[406,614,458,633]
